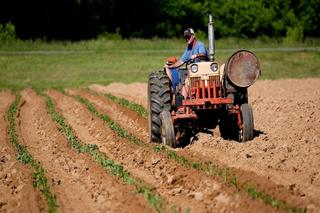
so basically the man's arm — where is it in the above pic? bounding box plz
[191,52,207,60]
[168,59,184,69]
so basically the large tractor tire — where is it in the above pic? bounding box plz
[239,103,254,142]
[160,110,177,147]
[148,71,172,143]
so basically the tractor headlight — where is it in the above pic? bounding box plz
[210,63,218,72]
[191,64,198,73]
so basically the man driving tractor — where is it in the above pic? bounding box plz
[148,14,260,147]
[166,28,208,99]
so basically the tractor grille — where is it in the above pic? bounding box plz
[190,77,201,87]
[190,76,220,88]
[189,75,222,99]
[209,76,220,87]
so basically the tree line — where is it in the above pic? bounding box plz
[0,0,319,40]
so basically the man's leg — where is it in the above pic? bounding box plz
[182,78,189,99]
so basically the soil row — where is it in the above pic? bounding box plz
[84,85,315,211]
[2,79,315,212]
[0,91,46,212]
[3,89,153,212]
[65,88,281,212]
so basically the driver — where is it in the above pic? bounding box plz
[167,28,208,98]
[168,28,208,68]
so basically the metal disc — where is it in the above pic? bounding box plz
[225,50,261,88]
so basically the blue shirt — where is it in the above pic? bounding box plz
[181,40,208,63]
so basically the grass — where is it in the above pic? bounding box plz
[0,38,319,91]
[0,37,319,51]
[45,95,163,212]
[77,94,306,213]
[6,94,58,213]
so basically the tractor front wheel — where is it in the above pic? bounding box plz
[239,103,254,142]
[160,110,176,148]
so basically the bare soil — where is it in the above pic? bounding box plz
[90,83,148,109]
[0,91,46,213]
[17,89,151,213]
[1,78,319,212]
[90,78,320,212]
[62,89,275,212]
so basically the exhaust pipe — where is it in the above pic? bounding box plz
[207,13,215,61]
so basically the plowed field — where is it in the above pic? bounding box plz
[1,78,319,212]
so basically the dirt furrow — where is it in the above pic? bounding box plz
[89,80,320,211]
[0,91,46,213]
[177,79,320,211]
[61,88,277,212]
[90,83,148,109]
[75,88,308,210]
[69,89,148,143]
[18,89,151,213]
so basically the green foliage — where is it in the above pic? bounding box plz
[201,0,320,39]
[97,29,122,41]
[205,0,271,38]
[284,26,304,45]
[0,22,16,41]
[2,0,319,39]
[155,0,204,37]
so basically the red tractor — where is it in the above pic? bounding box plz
[148,14,261,147]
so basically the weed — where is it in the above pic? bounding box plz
[6,94,58,213]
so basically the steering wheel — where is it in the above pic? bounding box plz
[196,55,209,61]
[181,55,210,67]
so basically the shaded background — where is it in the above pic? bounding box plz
[0,0,319,40]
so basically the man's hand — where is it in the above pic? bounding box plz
[166,64,173,69]
[191,54,197,60]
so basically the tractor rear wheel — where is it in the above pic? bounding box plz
[160,110,176,147]
[239,103,254,142]
[148,71,172,143]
